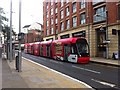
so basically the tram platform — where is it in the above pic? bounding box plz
[1,55,92,89]
[1,50,119,89]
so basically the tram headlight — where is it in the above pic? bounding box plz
[79,55,81,57]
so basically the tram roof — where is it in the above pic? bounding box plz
[53,37,84,44]
[40,40,52,44]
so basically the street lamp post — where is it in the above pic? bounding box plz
[18,0,22,72]
[106,10,109,59]
[87,16,90,56]
[87,3,90,56]
[10,0,12,62]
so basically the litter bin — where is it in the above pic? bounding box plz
[16,55,19,70]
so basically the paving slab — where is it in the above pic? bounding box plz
[2,59,28,88]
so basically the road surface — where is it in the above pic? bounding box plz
[23,53,119,90]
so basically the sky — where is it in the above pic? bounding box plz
[0,0,43,33]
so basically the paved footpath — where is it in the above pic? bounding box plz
[2,57,93,89]
[2,59,28,88]
[0,48,3,89]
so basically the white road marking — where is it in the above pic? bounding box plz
[72,65,101,74]
[22,57,93,89]
[91,79,116,87]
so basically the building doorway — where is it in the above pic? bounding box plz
[96,28,106,58]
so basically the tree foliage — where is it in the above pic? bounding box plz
[0,7,16,42]
[0,7,8,26]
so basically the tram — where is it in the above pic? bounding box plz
[33,42,40,56]
[24,37,90,63]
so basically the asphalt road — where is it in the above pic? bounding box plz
[22,53,120,90]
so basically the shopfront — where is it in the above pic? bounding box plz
[72,31,86,38]
[60,34,69,39]
[46,38,53,41]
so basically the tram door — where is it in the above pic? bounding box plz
[46,45,51,57]
[40,45,43,56]
[64,44,70,61]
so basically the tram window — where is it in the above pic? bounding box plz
[71,47,74,53]
[40,45,43,55]
[71,44,77,54]
[76,39,89,54]
[46,45,50,56]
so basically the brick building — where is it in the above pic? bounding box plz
[43,0,120,59]
[23,22,43,43]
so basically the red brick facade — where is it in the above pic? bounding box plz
[43,1,120,59]
[23,23,43,43]
[43,1,119,37]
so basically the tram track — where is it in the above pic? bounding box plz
[23,53,119,90]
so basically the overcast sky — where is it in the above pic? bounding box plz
[0,0,43,33]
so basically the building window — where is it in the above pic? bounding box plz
[55,18,58,24]
[72,16,77,27]
[66,19,70,29]
[51,8,53,15]
[51,18,53,25]
[80,13,86,24]
[47,13,48,18]
[93,7,106,22]
[55,0,58,3]
[56,27,58,34]
[55,8,58,13]
[51,27,54,34]
[72,0,76,3]
[46,28,49,35]
[80,0,85,9]
[61,22,64,31]
[61,0,64,7]
[60,10,64,19]
[95,7,106,15]
[72,2,76,13]
[66,6,69,16]
[47,20,49,26]
[66,0,69,3]
[93,0,105,5]
[51,0,54,6]
[46,2,48,9]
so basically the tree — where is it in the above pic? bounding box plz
[0,7,16,42]
[0,7,8,28]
